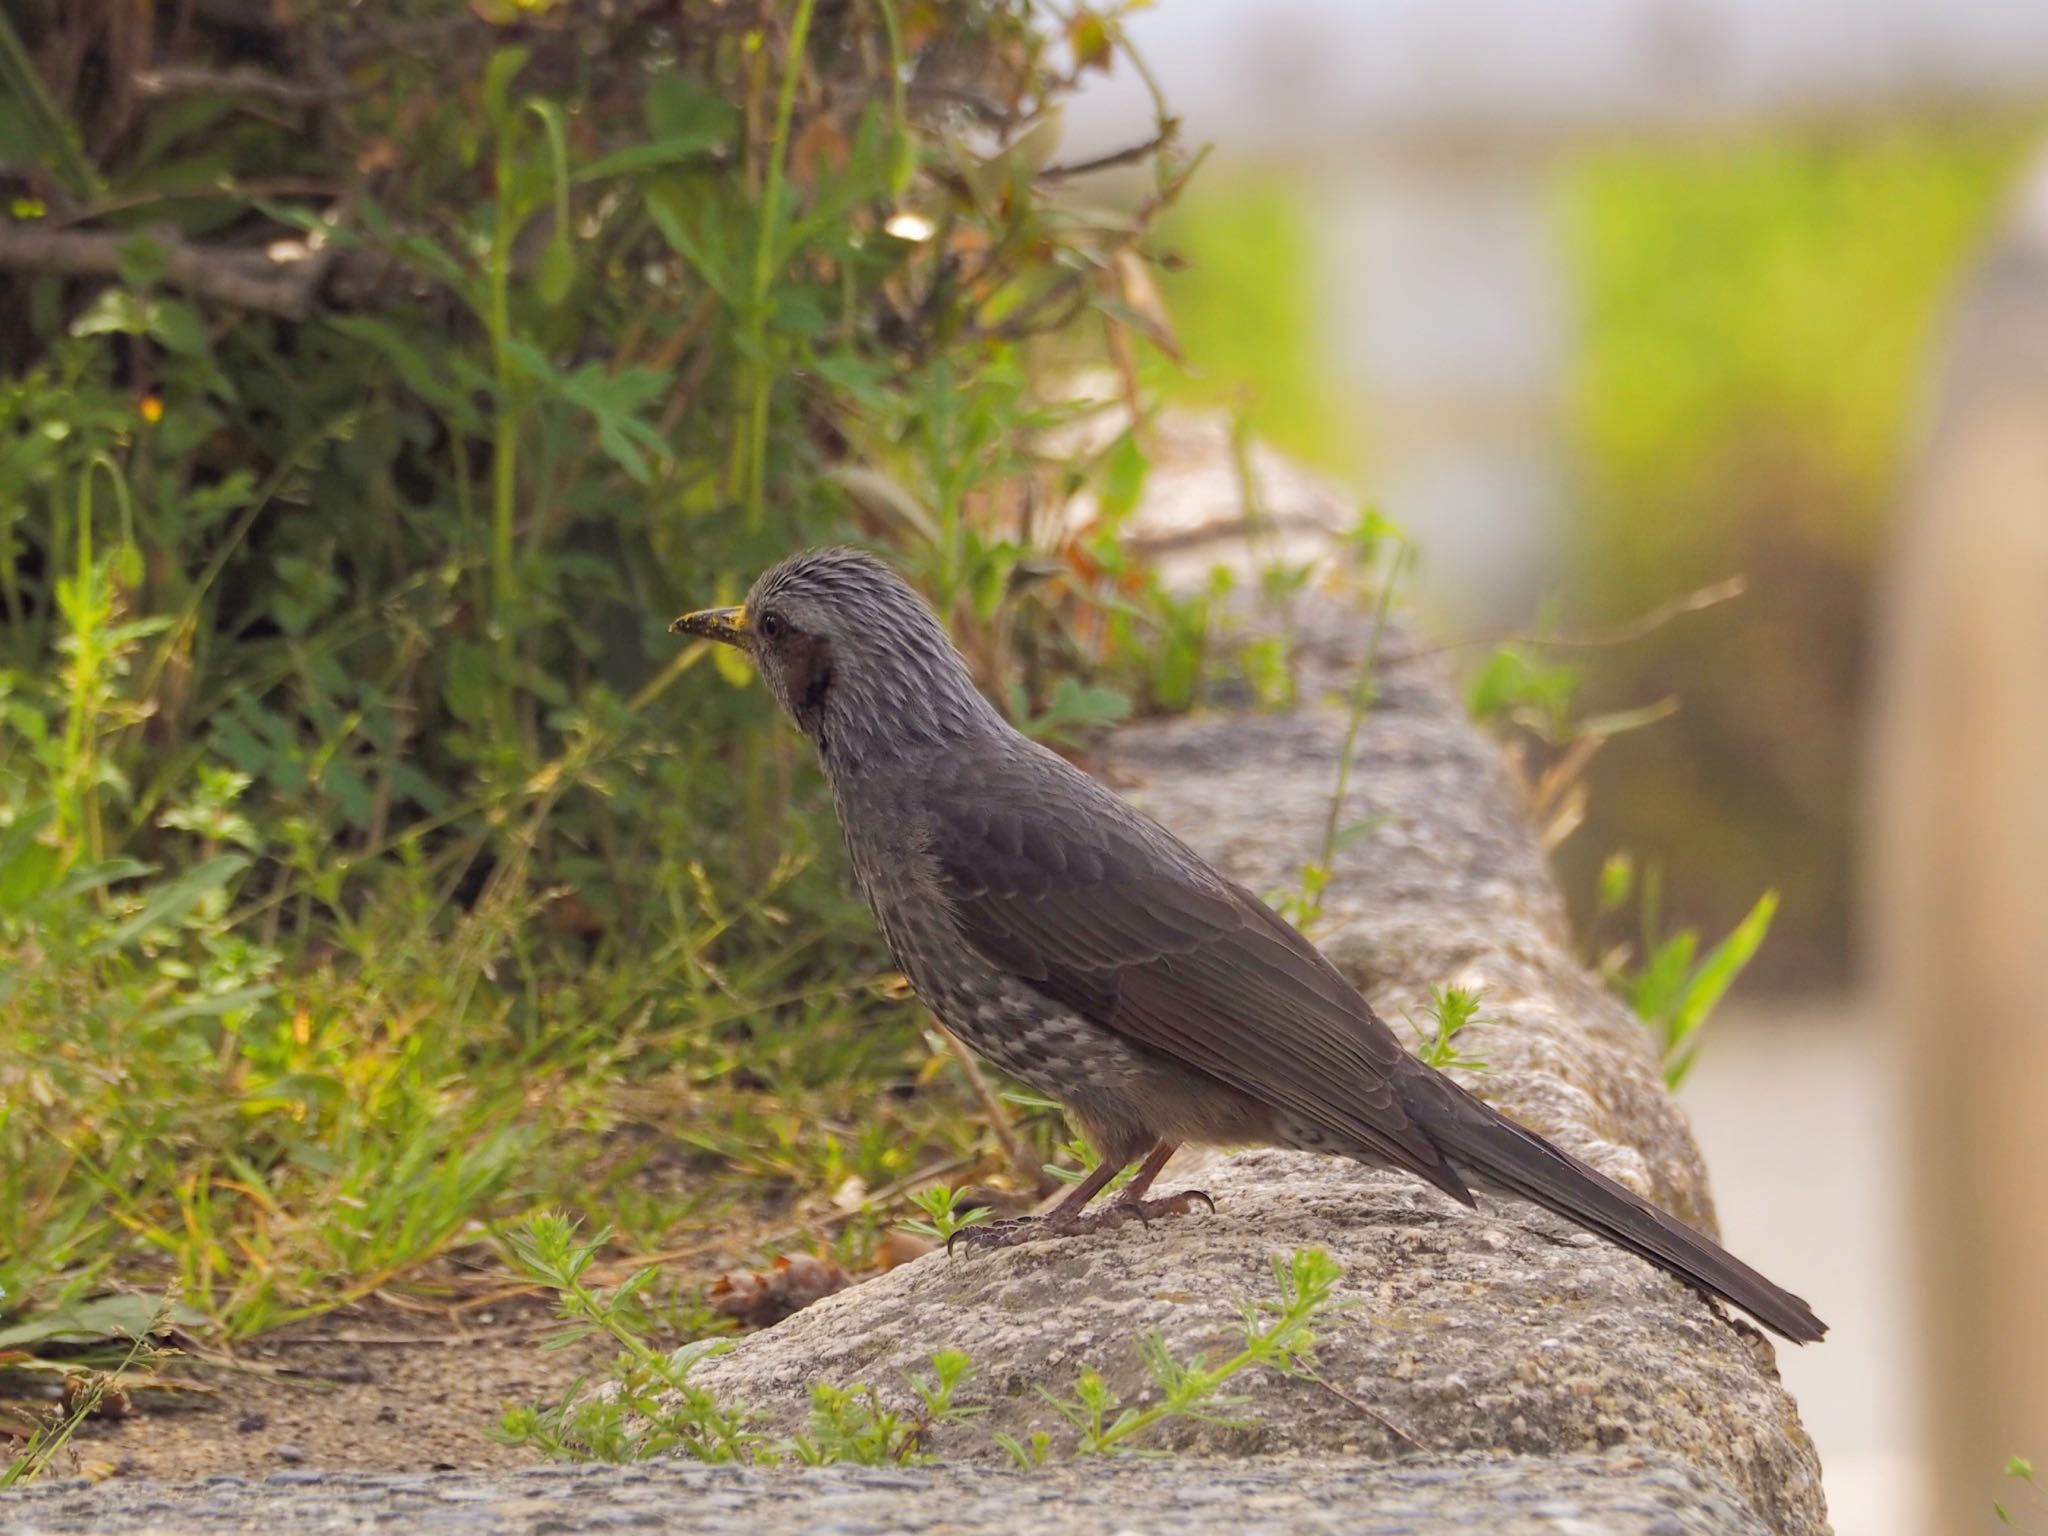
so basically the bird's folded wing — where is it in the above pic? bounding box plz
[924,741,1470,1202]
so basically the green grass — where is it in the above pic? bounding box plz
[1,1,1188,1447]
[0,552,1011,1345]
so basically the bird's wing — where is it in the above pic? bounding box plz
[923,738,1471,1202]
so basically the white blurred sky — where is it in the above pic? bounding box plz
[1059,0,2048,626]
[1066,0,2048,156]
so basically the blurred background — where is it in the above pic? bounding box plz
[2,1,2045,1525]
[1065,3,2048,1530]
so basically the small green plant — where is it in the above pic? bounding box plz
[496,1214,980,1466]
[1040,1135,1144,1202]
[502,1224,1375,1469]
[792,1351,979,1467]
[1008,678,1133,749]
[1274,514,1408,932]
[1407,985,1490,1072]
[495,1214,761,1464]
[1999,1454,2042,1529]
[1007,1247,1347,1460]
[899,1185,991,1246]
[1590,854,1779,1088]
[0,1290,172,1488]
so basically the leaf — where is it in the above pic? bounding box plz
[645,75,738,148]
[144,983,278,1026]
[826,466,939,545]
[114,231,169,288]
[708,1255,851,1329]
[443,640,497,727]
[1466,644,1577,738]
[1014,676,1131,745]
[536,237,577,306]
[1664,890,1778,1087]
[574,134,727,182]
[645,184,733,302]
[146,298,210,358]
[1331,815,1389,854]
[0,1293,207,1350]
[0,804,59,914]
[1597,851,1635,914]
[90,855,247,955]
[481,47,532,128]
[1097,429,1149,522]
[52,858,153,904]
[326,315,484,430]
[1575,695,1680,740]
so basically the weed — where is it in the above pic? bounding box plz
[898,1186,991,1247]
[496,1215,978,1466]
[501,1222,1358,1470]
[0,1290,172,1487]
[1588,856,1778,1089]
[1274,513,1408,932]
[1407,986,1490,1073]
[1009,1247,1350,1459]
[1999,1455,2042,1529]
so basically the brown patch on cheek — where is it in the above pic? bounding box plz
[782,631,835,727]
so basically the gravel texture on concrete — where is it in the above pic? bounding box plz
[3,1453,1773,1535]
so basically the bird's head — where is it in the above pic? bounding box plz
[670,547,1002,769]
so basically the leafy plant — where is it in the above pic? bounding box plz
[1009,1246,1350,1459]
[899,1185,991,1246]
[1588,854,1779,1088]
[0,0,1206,1357]
[0,1290,173,1487]
[1274,512,1407,932]
[1406,985,1489,1073]
[501,1219,1373,1469]
[497,1214,978,1466]
[1999,1454,2043,1530]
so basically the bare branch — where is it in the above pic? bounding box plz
[133,66,347,106]
[1039,132,1172,181]
[0,218,335,319]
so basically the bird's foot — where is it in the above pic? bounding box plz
[1115,1188,1216,1223]
[946,1189,1215,1255]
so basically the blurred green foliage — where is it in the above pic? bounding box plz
[1141,168,1359,475]
[0,0,1189,1343]
[1559,116,2045,982]
[1148,118,2043,983]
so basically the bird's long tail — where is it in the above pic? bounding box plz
[1406,1074,1827,1344]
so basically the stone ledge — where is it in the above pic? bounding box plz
[683,641,1828,1535]
[1,1455,1773,1535]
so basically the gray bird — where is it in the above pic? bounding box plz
[672,547,1826,1344]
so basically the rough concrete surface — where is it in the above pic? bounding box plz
[2,1455,1773,1536]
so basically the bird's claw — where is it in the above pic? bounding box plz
[1115,1188,1215,1223]
[944,1189,1216,1255]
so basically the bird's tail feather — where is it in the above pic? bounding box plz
[1409,1078,1827,1344]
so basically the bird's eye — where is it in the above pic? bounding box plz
[758,610,788,640]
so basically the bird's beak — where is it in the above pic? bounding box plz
[669,605,751,646]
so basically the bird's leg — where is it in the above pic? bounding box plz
[949,1141,1213,1255]
[1045,1153,1128,1220]
[948,1156,1122,1254]
[1104,1140,1215,1222]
